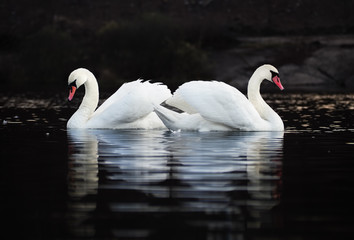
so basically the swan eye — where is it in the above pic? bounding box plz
[68,79,77,89]
[270,71,279,80]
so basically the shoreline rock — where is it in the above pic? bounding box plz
[212,35,354,92]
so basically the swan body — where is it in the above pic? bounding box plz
[154,64,284,132]
[67,68,171,129]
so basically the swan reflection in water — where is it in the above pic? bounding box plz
[67,129,283,238]
[67,130,99,237]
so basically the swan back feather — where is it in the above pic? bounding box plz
[166,81,265,130]
[86,80,171,128]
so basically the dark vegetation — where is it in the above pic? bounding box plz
[1,0,354,92]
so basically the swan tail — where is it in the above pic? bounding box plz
[154,105,183,131]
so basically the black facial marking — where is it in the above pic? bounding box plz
[270,70,279,78]
[68,79,77,89]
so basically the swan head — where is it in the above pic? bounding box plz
[257,64,284,90]
[67,68,92,101]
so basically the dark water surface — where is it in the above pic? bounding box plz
[1,93,354,239]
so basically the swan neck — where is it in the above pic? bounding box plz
[81,73,99,114]
[67,70,99,128]
[247,72,275,120]
[247,70,284,130]
[247,71,263,105]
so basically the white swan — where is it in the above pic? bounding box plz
[67,68,171,129]
[154,64,284,131]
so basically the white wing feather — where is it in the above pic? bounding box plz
[166,81,262,129]
[86,80,171,128]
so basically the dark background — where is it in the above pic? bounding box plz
[1,0,354,92]
[1,2,354,239]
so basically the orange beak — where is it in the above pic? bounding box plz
[272,75,284,91]
[68,86,77,101]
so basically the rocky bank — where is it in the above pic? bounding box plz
[212,35,354,92]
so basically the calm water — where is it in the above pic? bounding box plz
[1,93,354,239]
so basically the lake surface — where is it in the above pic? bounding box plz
[1,93,354,239]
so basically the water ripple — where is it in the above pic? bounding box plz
[67,129,283,237]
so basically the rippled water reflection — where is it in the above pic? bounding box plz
[1,93,354,239]
[67,129,283,238]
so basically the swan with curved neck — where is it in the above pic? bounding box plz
[67,68,171,129]
[154,64,284,131]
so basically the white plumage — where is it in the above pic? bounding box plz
[67,68,171,129]
[154,64,284,131]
